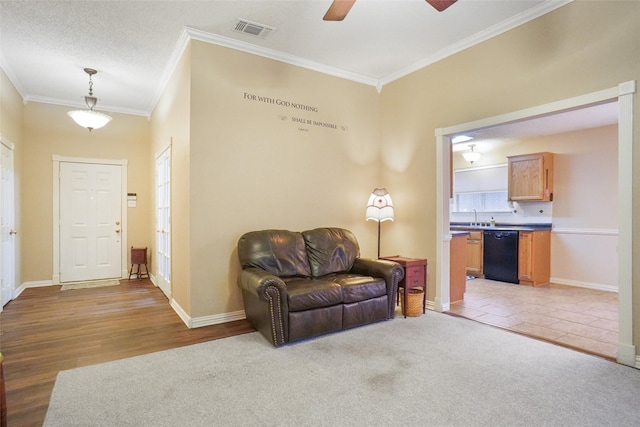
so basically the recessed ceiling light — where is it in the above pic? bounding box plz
[452,135,473,144]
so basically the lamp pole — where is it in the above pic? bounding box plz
[377,220,381,259]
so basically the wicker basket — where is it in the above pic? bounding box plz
[400,288,424,317]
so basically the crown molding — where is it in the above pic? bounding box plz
[379,0,574,86]
[148,26,381,115]
[185,27,379,88]
[147,27,192,117]
[23,95,149,117]
[0,53,27,101]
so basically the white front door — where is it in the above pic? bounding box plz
[59,162,122,282]
[1,142,15,307]
[155,148,171,298]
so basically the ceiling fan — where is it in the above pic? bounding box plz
[323,0,458,21]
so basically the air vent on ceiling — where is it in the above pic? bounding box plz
[234,19,275,39]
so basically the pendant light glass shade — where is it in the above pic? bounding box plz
[462,144,481,164]
[67,108,112,131]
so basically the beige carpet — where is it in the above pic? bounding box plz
[60,279,120,291]
[44,310,640,426]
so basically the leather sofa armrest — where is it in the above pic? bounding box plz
[238,267,288,300]
[350,258,404,318]
[237,268,289,346]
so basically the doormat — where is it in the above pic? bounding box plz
[61,279,120,291]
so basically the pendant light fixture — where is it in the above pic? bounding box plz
[67,68,112,132]
[462,144,482,164]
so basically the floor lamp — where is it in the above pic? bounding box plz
[365,188,394,258]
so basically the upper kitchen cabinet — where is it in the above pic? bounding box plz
[507,152,554,202]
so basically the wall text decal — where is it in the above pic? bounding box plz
[243,92,347,132]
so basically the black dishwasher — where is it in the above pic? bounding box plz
[483,230,519,284]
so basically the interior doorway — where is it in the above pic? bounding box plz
[1,140,16,309]
[435,81,636,366]
[155,146,171,299]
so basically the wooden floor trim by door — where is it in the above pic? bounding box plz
[0,279,254,427]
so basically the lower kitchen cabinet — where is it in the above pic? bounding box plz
[518,230,551,287]
[466,230,483,277]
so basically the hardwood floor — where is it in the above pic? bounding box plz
[0,279,254,427]
[448,278,618,360]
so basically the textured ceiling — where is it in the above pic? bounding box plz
[0,0,571,117]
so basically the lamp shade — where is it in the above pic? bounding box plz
[366,188,394,222]
[67,109,112,132]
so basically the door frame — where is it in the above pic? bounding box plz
[52,155,128,284]
[435,80,636,367]
[155,144,171,299]
[0,137,16,311]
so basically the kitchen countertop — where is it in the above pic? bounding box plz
[450,223,552,232]
[450,230,470,236]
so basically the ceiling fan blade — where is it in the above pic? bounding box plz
[323,0,356,21]
[426,0,458,12]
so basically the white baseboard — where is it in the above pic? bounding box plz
[191,310,247,328]
[616,342,638,367]
[550,277,618,293]
[170,299,191,327]
[168,297,246,329]
[433,297,450,313]
[16,280,55,298]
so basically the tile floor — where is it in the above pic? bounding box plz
[447,278,619,360]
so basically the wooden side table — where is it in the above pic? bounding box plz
[380,256,427,317]
[129,247,149,280]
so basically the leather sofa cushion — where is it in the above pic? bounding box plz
[237,230,312,277]
[343,296,388,329]
[331,274,387,303]
[288,305,343,342]
[302,228,359,277]
[285,278,343,312]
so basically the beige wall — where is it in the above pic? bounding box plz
[21,102,151,283]
[150,44,192,312]
[186,41,381,317]
[381,0,639,334]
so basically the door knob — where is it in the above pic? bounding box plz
[115,221,120,225]
[115,229,121,233]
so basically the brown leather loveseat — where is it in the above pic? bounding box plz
[237,227,404,346]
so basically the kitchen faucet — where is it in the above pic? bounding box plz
[472,209,477,226]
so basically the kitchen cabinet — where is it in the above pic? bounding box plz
[466,230,483,277]
[508,152,554,202]
[518,230,551,287]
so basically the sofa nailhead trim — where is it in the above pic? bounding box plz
[265,285,285,345]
